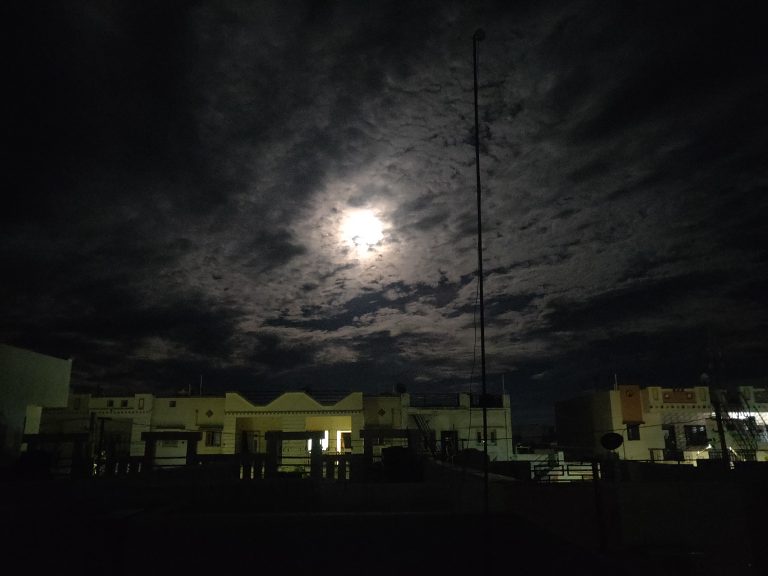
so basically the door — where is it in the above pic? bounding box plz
[441,430,458,459]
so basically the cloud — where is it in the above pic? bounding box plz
[3,0,767,422]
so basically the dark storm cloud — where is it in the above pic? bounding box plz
[4,0,768,423]
[238,229,307,272]
[266,277,474,331]
[349,330,401,361]
[617,252,680,283]
[81,356,267,396]
[540,3,765,145]
[727,277,768,303]
[75,295,240,355]
[543,271,729,332]
[267,291,404,332]
[248,331,317,372]
[9,279,243,361]
[713,185,768,253]
[506,318,762,426]
[450,292,540,321]
[185,0,449,218]
[517,324,767,399]
[5,2,210,224]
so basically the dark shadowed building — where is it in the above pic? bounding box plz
[0,344,71,465]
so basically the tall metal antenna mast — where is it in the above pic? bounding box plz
[473,27,489,515]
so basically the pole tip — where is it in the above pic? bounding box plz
[473,28,486,41]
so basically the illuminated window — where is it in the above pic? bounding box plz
[336,430,352,452]
[204,430,221,447]
[626,424,640,441]
[307,431,329,452]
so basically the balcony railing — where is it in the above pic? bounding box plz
[649,448,686,462]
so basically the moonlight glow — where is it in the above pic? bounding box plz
[341,209,384,257]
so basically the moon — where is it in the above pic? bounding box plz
[341,209,384,257]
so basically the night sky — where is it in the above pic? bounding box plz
[4,1,767,424]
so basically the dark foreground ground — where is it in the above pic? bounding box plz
[1,476,760,576]
[3,482,599,576]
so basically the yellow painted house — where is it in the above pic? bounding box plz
[556,384,768,463]
[24,389,513,477]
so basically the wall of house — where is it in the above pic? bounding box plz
[556,390,650,459]
[411,405,513,461]
[555,396,588,459]
[37,393,92,435]
[555,393,608,459]
[608,389,664,460]
[556,385,768,462]
[1,344,72,463]
[222,392,365,461]
[280,413,316,464]
[305,415,353,452]
[363,394,404,428]
[130,395,153,457]
[84,394,154,457]
[154,438,187,467]
[151,396,225,430]
[31,390,516,468]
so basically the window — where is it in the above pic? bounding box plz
[490,430,497,445]
[120,400,128,408]
[626,424,640,441]
[662,425,677,450]
[684,425,708,446]
[169,400,176,408]
[204,430,222,447]
[107,400,114,408]
[138,398,145,409]
[307,431,329,452]
[476,431,483,444]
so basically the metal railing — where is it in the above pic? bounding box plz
[532,461,596,483]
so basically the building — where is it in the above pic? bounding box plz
[0,344,72,465]
[23,389,513,478]
[555,384,768,463]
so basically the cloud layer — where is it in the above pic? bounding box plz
[4,1,767,423]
